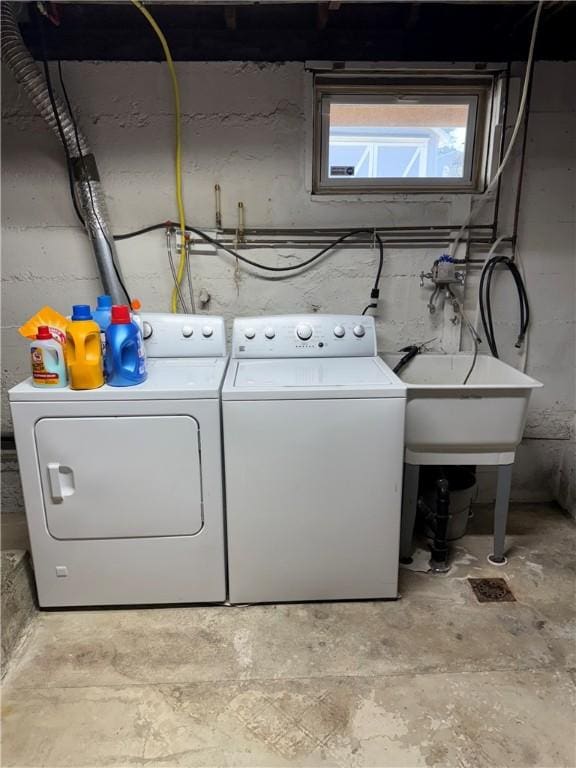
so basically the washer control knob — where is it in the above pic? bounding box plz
[202,326,213,338]
[264,327,275,339]
[353,324,366,338]
[296,323,313,341]
[142,321,153,340]
[182,325,194,338]
[333,325,346,338]
[244,328,256,340]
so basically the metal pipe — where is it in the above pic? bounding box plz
[1,2,127,303]
[429,478,451,573]
[188,237,501,251]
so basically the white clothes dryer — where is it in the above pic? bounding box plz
[9,313,228,607]
[222,314,407,604]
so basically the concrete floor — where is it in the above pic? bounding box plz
[2,503,575,767]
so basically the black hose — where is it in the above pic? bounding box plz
[393,345,421,375]
[479,255,530,358]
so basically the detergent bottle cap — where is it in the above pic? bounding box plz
[96,295,113,309]
[111,305,131,324]
[37,326,52,340]
[71,304,93,321]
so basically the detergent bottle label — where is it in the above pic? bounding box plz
[31,347,61,386]
[137,334,146,376]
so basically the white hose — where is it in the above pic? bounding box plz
[450,1,543,258]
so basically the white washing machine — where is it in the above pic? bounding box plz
[9,313,228,607]
[222,314,407,603]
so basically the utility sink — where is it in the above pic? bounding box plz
[382,354,542,461]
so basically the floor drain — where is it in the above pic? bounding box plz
[468,577,516,603]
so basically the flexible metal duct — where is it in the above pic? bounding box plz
[1,2,127,303]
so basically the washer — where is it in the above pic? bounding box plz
[9,313,228,607]
[222,314,407,604]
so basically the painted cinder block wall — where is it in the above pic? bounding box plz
[1,60,575,512]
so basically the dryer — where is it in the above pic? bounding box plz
[9,313,228,607]
[222,314,407,604]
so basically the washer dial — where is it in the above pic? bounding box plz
[353,324,366,338]
[333,325,346,338]
[296,323,313,341]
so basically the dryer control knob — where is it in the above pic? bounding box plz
[264,327,275,339]
[353,324,366,338]
[202,326,213,338]
[296,323,313,341]
[244,328,256,339]
[142,321,153,339]
[333,325,346,338]
[182,325,194,338]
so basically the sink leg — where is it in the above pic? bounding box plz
[400,463,419,563]
[489,463,513,565]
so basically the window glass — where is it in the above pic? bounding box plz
[328,102,470,181]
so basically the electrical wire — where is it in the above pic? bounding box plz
[114,223,171,241]
[184,227,383,282]
[37,11,131,304]
[450,1,543,258]
[115,224,383,279]
[35,9,85,228]
[56,61,132,306]
[115,223,385,305]
[129,0,193,313]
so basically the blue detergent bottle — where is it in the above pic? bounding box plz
[105,305,147,387]
[93,295,112,334]
[93,295,112,373]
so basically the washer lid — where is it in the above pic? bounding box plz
[9,357,229,401]
[222,356,406,400]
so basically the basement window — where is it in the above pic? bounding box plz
[313,74,497,194]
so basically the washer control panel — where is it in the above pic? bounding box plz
[232,315,377,358]
[141,313,226,358]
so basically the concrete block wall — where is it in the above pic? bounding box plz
[2,60,574,512]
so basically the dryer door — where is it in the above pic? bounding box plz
[35,416,203,540]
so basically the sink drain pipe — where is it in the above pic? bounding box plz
[1,3,127,304]
[429,479,451,573]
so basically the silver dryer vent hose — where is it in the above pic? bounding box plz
[1,2,127,304]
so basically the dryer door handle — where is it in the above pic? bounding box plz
[47,463,75,502]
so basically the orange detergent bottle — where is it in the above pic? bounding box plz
[66,305,104,390]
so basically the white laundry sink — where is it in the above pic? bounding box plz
[381,354,542,461]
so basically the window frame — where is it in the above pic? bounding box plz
[313,75,496,195]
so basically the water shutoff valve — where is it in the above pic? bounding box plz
[420,256,464,289]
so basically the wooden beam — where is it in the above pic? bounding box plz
[224,7,237,31]
[317,4,329,31]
